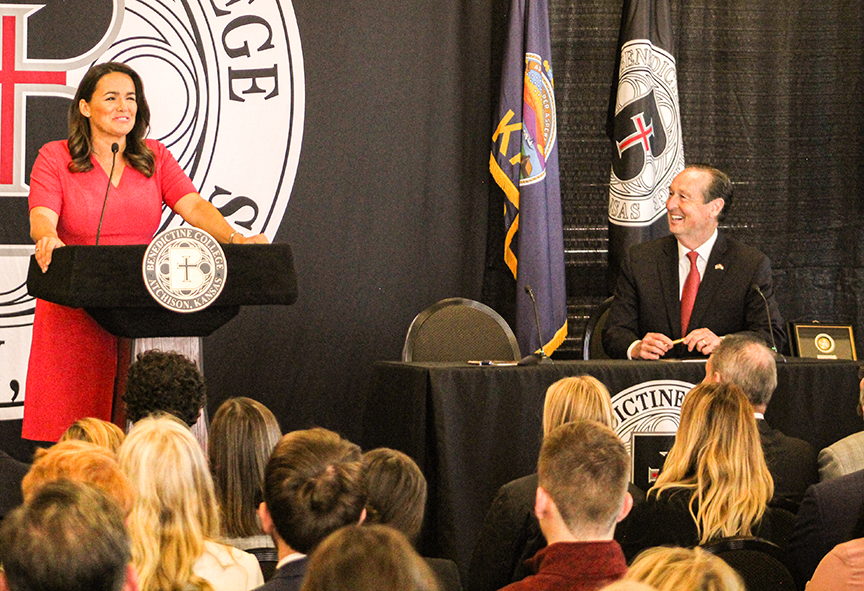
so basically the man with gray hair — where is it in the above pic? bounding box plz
[705,333,817,508]
[817,376,864,481]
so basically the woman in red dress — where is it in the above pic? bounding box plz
[24,62,268,442]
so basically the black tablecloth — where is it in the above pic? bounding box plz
[362,358,862,576]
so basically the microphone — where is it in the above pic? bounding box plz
[751,283,781,357]
[95,142,120,246]
[518,284,554,366]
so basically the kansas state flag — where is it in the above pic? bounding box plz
[489,0,567,357]
[606,0,684,287]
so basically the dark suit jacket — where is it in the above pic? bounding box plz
[758,419,818,510]
[467,473,645,591]
[0,449,28,520]
[603,232,785,359]
[253,557,307,591]
[788,469,864,590]
[426,557,462,591]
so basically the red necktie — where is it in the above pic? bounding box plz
[680,250,700,338]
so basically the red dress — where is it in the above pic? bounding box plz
[23,140,196,441]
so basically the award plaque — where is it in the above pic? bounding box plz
[790,323,857,360]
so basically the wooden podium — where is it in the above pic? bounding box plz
[26,243,298,443]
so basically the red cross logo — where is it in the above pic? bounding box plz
[0,7,67,192]
[615,113,654,159]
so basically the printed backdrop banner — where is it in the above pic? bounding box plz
[0,247,32,420]
[606,0,684,286]
[489,0,567,356]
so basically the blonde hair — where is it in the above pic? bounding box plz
[626,547,745,591]
[59,417,126,454]
[542,376,613,435]
[652,382,773,543]
[21,440,135,514]
[119,415,220,591]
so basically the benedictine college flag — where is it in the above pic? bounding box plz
[607,0,684,287]
[489,0,567,357]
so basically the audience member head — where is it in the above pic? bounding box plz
[625,546,745,591]
[21,440,135,515]
[705,334,777,408]
[209,397,282,539]
[653,382,773,543]
[59,417,125,453]
[261,427,366,555]
[542,375,614,436]
[536,420,631,541]
[123,349,206,425]
[118,415,219,591]
[362,448,427,545]
[0,480,136,591]
[299,524,439,591]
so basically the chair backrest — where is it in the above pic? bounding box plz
[582,296,614,360]
[402,298,521,362]
[701,536,795,591]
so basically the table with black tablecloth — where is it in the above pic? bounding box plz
[361,358,861,577]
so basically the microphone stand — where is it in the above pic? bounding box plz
[95,142,120,246]
[518,285,554,365]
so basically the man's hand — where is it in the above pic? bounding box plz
[682,328,721,355]
[632,333,675,360]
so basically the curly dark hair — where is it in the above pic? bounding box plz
[123,350,205,426]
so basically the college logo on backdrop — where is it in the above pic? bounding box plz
[0,0,304,241]
[0,0,304,419]
[608,39,683,226]
[611,379,692,457]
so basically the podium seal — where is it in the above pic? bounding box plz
[143,228,227,313]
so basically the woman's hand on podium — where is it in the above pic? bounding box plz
[34,235,65,273]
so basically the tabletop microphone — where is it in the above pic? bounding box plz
[751,283,781,357]
[518,284,554,365]
[95,142,120,246]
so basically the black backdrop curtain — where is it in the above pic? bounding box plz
[202,0,864,443]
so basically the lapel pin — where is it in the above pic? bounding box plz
[715,263,724,270]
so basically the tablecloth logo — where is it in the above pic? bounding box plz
[610,379,693,457]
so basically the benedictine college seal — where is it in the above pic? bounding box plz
[143,228,227,313]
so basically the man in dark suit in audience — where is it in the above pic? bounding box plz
[788,468,864,590]
[705,333,818,509]
[254,428,367,591]
[499,420,631,591]
[0,479,138,591]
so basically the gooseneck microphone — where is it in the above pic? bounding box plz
[518,284,554,365]
[751,283,780,355]
[95,142,120,246]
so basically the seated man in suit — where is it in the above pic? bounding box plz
[254,428,367,591]
[603,164,785,360]
[0,480,138,591]
[705,334,818,508]
[499,420,632,591]
[788,468,864,590]
[818,376,864,481]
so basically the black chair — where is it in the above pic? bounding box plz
[582,296,614,360]
[701,536,795,590]
[402,298,520,362]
